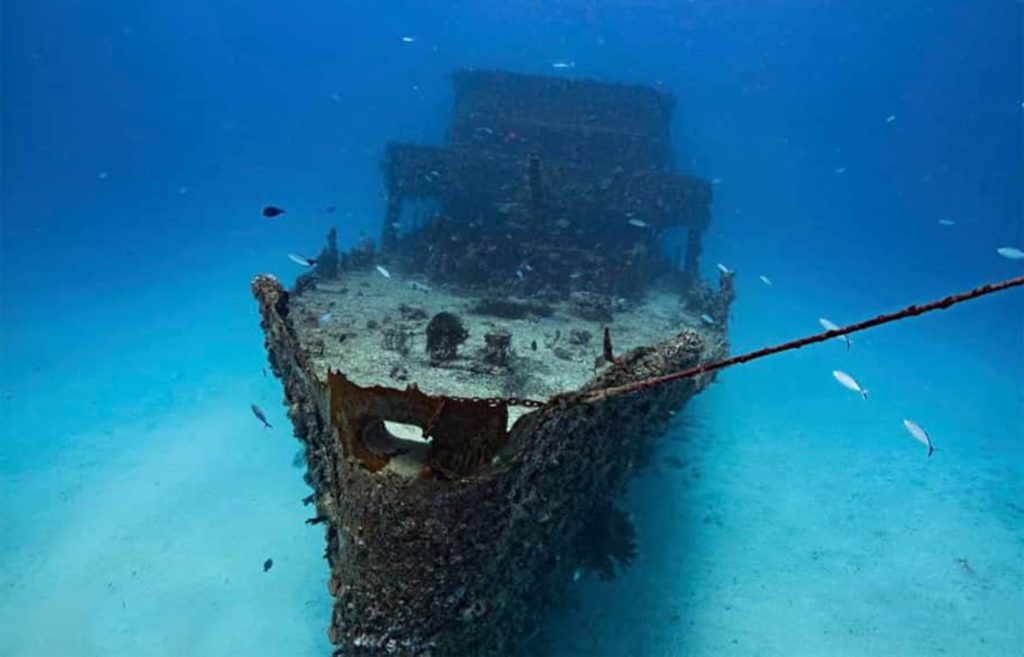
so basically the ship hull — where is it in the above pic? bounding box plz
[253,274,726,657]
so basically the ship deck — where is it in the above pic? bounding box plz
[289,270,720,426]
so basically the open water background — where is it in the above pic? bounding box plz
[2,2,1021,655]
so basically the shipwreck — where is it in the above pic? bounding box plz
[252,69,735,656]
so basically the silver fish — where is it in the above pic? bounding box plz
[375,265,392,279]
[288,253,315,266]
[819,318,852,350]
[996,246,1024,260]
[717,263,732,275]
[902,419,936,457]
[251,404,272,429]
[700,314,715,325]
[937,219,955,226]
[759,275,772,286]
[832,370,868,399]
[318,312,333,325]
[627,218,648,228]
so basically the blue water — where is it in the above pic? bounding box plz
[2,2,1021,655]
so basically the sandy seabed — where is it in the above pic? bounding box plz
[2,274,1020,657]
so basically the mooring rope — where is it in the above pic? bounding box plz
[574,274,1024,405]
[446,275,1023,409]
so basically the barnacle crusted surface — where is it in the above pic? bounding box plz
[253,274,725,657]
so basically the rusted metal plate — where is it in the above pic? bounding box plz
[328,370,509,478]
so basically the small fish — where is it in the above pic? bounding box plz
[287,253,316,266]
[902,419,936,457]
[572,568,582,582]
[330,93,342,104]
[401,36,416,43]
[886,115,896,123]
[326,205,336,213]
[627,218,648,228]
[832,370,868,399]
[375,265,392,279]
[551,61,575,69]
[262,206,285,218]
[515,269,525,281]
[937,219,955,226]
[318,312,333,325]
[818,318,852,350]
[700,314,715,325]
[263,558,274,572]
[834,166,848,175]
[716,263,732,275]
[996,246,1024,260]
[251,404,272,429]
[408,281,431,292]
[178,186,189,195]
[98,171,110,180]
[759,275,772,286]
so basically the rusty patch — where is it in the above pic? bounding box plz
[327,370,508,478]
[428,397,509,479]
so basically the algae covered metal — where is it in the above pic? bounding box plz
[252,69,734,656]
